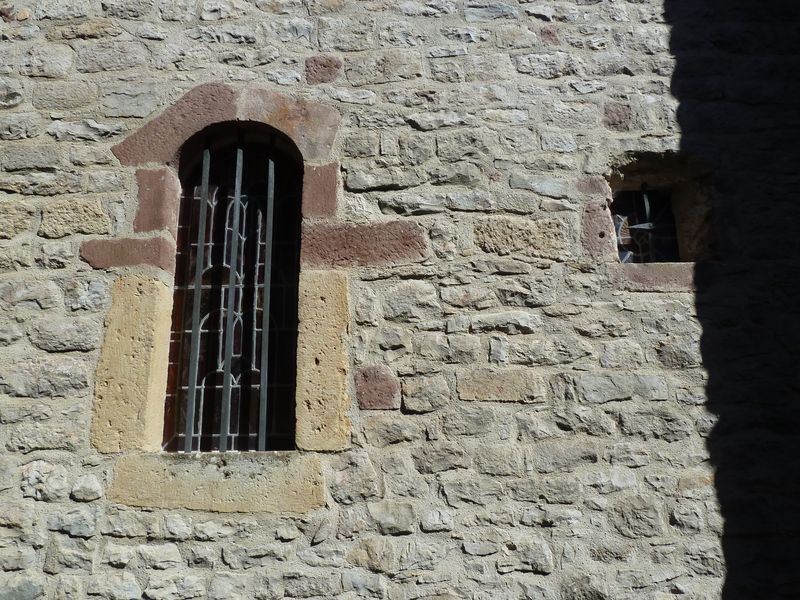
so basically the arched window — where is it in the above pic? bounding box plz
[162,123,302,452]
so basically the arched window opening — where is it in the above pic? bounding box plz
[163,123,303,452]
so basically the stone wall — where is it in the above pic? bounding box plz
[0,0,779,598]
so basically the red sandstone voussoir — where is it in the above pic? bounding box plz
[134,168,181,238]
[112,83,238,166]
[302,163,339,218]
[237,88,340,163]
[356,365,401,410]
[301,221,428,267]
[80,236,176,274]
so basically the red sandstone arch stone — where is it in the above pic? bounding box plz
[81,82,429,274]
[111,83,340,166]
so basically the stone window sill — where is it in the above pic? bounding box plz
[108,452,324,514]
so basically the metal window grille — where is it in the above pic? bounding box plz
[163,134,301,453]
[611,188,680,263]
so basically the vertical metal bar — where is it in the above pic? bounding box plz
[258,158,275,451]
[220,147,244,452]
[183,148,211,453]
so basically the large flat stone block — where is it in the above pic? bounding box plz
[295,270,351,451]
[91,276,172,453]
[109,453,324,513]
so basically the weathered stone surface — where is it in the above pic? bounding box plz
[402,374,450,413]
[102,84,160,118]
[474,216,569,259]
[346,51,423,86]
[88,572,142,600]
[0,356,89,399]
[32,81,98,110]
[143,572,205,600]
[39,198,110,239]
[610,494,665,538]
[34,0,94,19]
[356,365,401,410]
[28,316,102,352]
[302,221,428,267]
[368,501,416,535]
[0,78,23,109]
[18,45,74,79]
[91,276,172,453]
[0,574,45,600]
[295,270,350,451]
[47,119,124,141]
[110,453,324,513]
[0,203,37,239]
[75,41,150,72]
[581,201,616,261]
[0,113,44,141]
[412,442,470,473]
[383,280,441,322]
[47,507,98,538]
[237,88,341,162]
[573,373,669,404]
[46,18,123,40]
[305,55,343,84]
[458,368,546,403]
[302,163,338,218]
[134,168,180,237]
[70,474,103,502]
[113,83,236,165]
[80,236,176,274]
[364,413,422,448]
[20,461,70,501]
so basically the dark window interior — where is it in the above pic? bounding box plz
[163,123,302,452]
[611,188,680,263]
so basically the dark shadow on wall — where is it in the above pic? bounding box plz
[665,1,800,597]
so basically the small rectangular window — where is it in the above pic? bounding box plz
[612,188,679,263]
[608,152,716,264]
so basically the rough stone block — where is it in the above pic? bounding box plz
[457,368,546,403]
[356,365,401,410]
[40,198,110,239]
[33,81,96,110]
[110,453,324,513]
[91,276,172,453]
[305,55,343,84]
[0,203,37,239]
[18,45,75,79]
[295,270,350,451]
[75,41,150,72]
[0,113,43,141]
[474,216,568,259]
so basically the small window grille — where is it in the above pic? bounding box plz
[163,127,302,453]
[611,187,680,263]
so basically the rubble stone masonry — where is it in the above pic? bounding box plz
[2,1,795,599]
